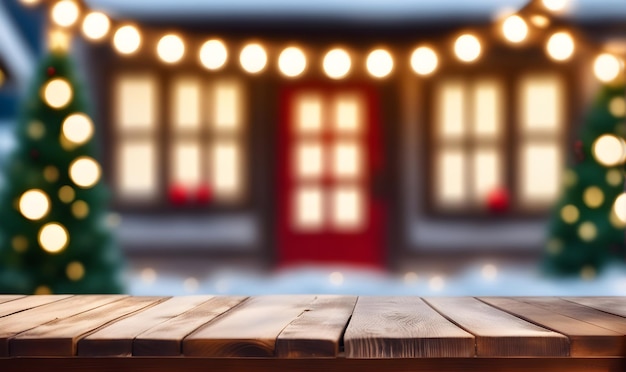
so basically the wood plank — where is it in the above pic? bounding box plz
[133,296,248,356]
[183,295,317,357]
[480,297,624,356]
[344,297,475,358]
[0,295,122,357]
[566,297,626,318]
[10,296,163,356]
[424,297,569,356]
[0,295,70,318]
[276,295,357,357]
[0,295,25,307]
[78,296,212,356]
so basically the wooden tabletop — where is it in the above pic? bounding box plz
[1,295,625,372]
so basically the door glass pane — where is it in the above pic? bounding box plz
[211,141,241,200]
[520,143,561,204]
[117,140,157,199]
[331,186,364,230]
[437,80,465,139]
[173,78,201,130]
[473,80,501,138]
[436,149,466,207]
[334,94,362,133]
[472,148,500,202]
[212,80,241,132]
[332,141,361,179]
[116,75,157,130]
[172,142,200,188]
[295,94,322,133]
[294,186,324,230]
[295,141,323,179]
[520,75,562,133]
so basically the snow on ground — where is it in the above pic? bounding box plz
[128,261,626,297]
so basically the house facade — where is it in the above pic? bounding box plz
[76,0,625,267]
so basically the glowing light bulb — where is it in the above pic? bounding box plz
[323,48,351,79]
[560,204,579,223]
[62,113,94,145]
[38,223,69,253]
[614,193,626,224]
[239,43,267,74]
[278,47,307,78]
[593,134,625,166]
[69,157,101,188]
[609,97,626,118]
[366,49,393,78]
[113,25,141,55]
[157,34,185,64]
[51,0,79,28]
[19,189,50,220]
[410,46,438,76]
[583,186,604,208]
[593,54,622,83]
[199,39,228,70]
[82,12,110,41]
[578,221,597,242]
[542,0,568,12]
[43,78,72,109]
[66,261,85,281]
[546,32,574,61]
[454,34,481,63]
[502,15,528,43]
[20,0,41,6]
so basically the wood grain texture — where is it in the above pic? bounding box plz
[480,297,624,356]
[0,295,25,307]
[344,297,475,358]
[424,297,569,356]
[10,296,162,356]
[78,296,213,356]
[183,295,317,357]
[276,295,356,357]
[0,295,70,318]
[0,295,124,357]
[565,297,626,318]
[133,296,247,356]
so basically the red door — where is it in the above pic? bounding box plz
[277,84,385,267]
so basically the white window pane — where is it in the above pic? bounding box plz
[296,94,322,133]
[331,186,364,230]
[173,78,201,130]
[211,142,242,200]
[472,149,501,202]
[473,80,501,138]
[334,94,362,133]
[172,142,201,188]
[116,75,157,131]
[520,143,561,204]
[520,75,562,133]
[436,149,466,207]
[332,141,361,179]
[293,187,323,230]
[117,141,157,199]
[213,80,242,131]
[437,80,465,139]
[295,141,323,179]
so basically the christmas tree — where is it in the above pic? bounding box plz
[543,83,626,277]
[0,42,125,294]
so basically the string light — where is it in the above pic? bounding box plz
[113,25,141,55]
[66,261,85,281]
[12,236,28,253]
[614,193,626,224]
[366,49,394,78]
[542,0,568,12]
[38,222,69,253]
[51,0,79,28]
[278,46,307,78]
[454,34,481,63]
[199,39,227,70]
[43,166,59,183]
[0,69,4,87]
[82,12,111,41]
[593,53,622,83]
[62,113,94,145]
[19,189,50,220]
[606,169,623,186]
[592,134,625,166]
[609,97,626,118]
[560,204,579,223]
[583,186,604,209]
[546,31,574,61]
[323,48,351,79]
[240,43,267,74]
[43,78,73,109]
[48,28,71,52]
[530,15,550,28]
[578,221,597,242]
[19,0,40,6]
[410,46,438,76]
[502,15,528,43]
[69,156,101,188]
[58,185,76,203]
[157,34,185,64]
[71,200,89,219]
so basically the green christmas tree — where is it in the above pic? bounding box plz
[543,83,626,277]
[0,47,125,294]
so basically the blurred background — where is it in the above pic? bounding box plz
[0,0,625,296]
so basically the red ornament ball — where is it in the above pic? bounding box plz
[168,184,187,205]
[196,184,212,204]
[486,187,510,213]
[47,67,56,76]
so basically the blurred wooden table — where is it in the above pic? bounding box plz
[0,295,625,371]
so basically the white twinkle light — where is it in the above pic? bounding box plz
[366,49,394,78]
[157,34,185,64]
[19,190,50,221]
[542,0,568,12]
[62,113,94,145]
[410,46,438,76]
[199,39,228,70]
[51,0,79,28]
[593,54,622,83]
[278,46,307,78]
[43,78,72,109]
[323,48,351,79]
[546,32,574,61]
[82,12,111,41]
[502,15,528,43]
[69,157,101,188]
[38,223,69,253]
[240,43,267,74]
[593,134,625,166]
[113,25,141,55]
[454,34,481,63]
[614,193,626,224]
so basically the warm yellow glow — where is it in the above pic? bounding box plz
[51,0,79,28]
[530,15,550,28]
[614,193,626,224]
[12,236,28,253]
[542,0,568,12]
[239,43,267,74]
[560,204,579,224]
[323,48,351,79]
[62,113,94,145]
[113,25,141,55]
[157,34,185,64]
[66,261,85,281]
[43,166,59,183]
[609,97,626,118]
[454,34,481,63]
[38,223,69,253]
[19,189,50,221]
[48,28,70,52]
[34,285,52,295]
[71,200,89,219]
[278,47,307,78]
[28,121,45,140]
[82,12,110,41]
[199,39,228,70]
[43,78,73,109]
[563,169,577,187]
[502,15,528,43]
[0,69,4,87]
[19,0,41,6]
[58,185,75,203]
[583,186,604,208]
[578,221,597,242]
[69,157,101,188]
[594,54,622,83]
[606,169,623,186]
[593,134,625,166]
[366,49,393,78]
[546,32,574,61]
